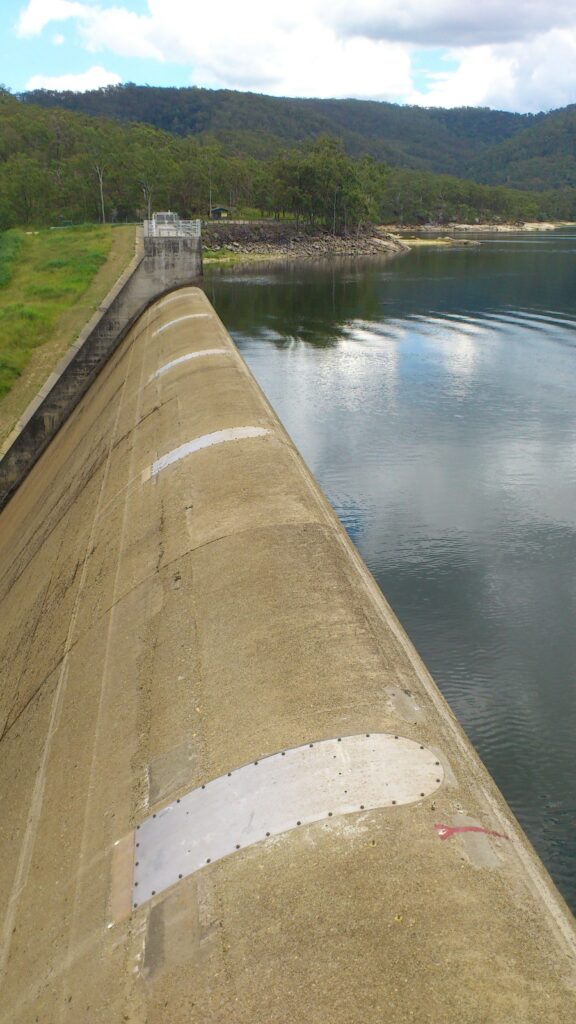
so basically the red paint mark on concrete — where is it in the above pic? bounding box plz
[435,823,510,842]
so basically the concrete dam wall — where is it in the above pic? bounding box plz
[0,285,575,1022]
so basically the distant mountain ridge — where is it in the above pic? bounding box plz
[23,84,550,182]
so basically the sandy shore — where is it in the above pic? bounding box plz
[390,221,574,234]
[392,235,480,247]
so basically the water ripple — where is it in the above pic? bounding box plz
[209,239,576,911]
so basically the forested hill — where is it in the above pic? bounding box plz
[2,89,575,229]
[22,84,530,178]
[24,83,576,191]
[468,104,576,190]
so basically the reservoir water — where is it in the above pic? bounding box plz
[205,231,576,912]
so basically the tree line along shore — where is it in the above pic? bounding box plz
[2,90,576,234]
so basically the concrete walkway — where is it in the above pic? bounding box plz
[0,287,574,1022]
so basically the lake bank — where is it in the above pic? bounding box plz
[202,221,409,264]
[383,220,576,248]
[391,221,575,234]
[202,219,576,265]
[393,235,481,247]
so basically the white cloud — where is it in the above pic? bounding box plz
[53,33,65,44]
[406,47,517,108]
[25,64,121,91]
[18,0,412,99]
[17,0,90,36]
[14,0,576,111]
[495,29,576,112]
[78,8,164,60]
[17,1,164,59]
[406,31,576,112]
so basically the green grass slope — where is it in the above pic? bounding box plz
[0,225,111,399]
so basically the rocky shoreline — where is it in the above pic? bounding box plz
[200,219,574,265]
[202,221,409,262]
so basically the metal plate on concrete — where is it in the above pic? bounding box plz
[133,733,443,908]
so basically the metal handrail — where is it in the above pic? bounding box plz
[144,217,202,238]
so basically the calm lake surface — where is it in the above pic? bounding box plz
[205,231,576,912]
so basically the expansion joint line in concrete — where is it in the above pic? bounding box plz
[110,400,163,453]
[90,430,299,528]
[0,349,133,569]
[0,334,140,990]
[58,304,157,1016]
[0,431,114,596]
[0,502,84,738]
[0,660,61,746]
[91,517,328,625]
[0,520,330,723]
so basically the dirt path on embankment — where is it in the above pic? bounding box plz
[0,225,136,449]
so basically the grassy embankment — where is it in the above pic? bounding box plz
[0,224,135,447]
[202,247,244,264]
[203,247,280,264]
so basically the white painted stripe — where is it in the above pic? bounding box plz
[156,290,197,311]
[132,734,444,907]
[150,349,228,381]
[152,313,211,337]
[143,426,269,481]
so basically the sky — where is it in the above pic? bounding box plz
[2,0,576,112]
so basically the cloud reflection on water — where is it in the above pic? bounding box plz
[207,236,576,907]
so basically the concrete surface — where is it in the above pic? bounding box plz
[0,286,575,1023]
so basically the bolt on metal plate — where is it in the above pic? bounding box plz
[132,733,444,908]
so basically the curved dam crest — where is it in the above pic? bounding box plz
[0,273,575,1021]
